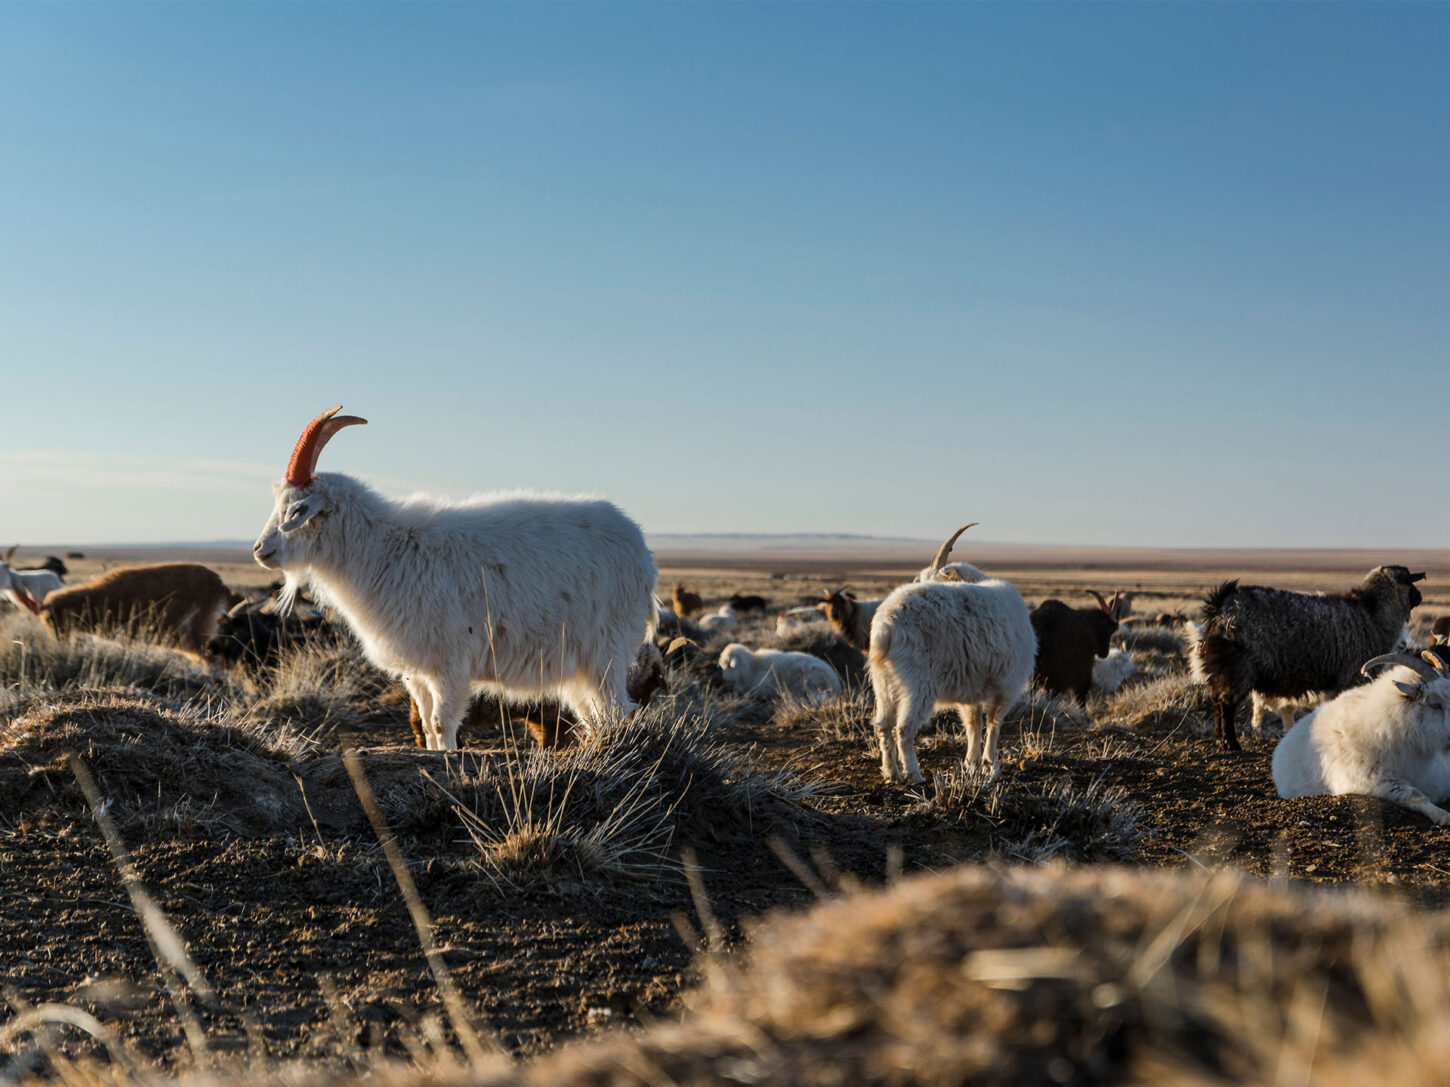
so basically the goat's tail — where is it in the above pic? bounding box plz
[868,622,894,672]
[1201,579,1239,627]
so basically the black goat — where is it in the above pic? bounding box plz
[1198,565,1425,751]
[207,591,333,667]
[1029,597,1121,704]
[728,592,770,614]
[21,556,68,578]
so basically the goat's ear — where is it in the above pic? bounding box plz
[1394,680,1422,701]
[281,494,327,532]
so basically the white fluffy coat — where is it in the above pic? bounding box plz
[869,577,1036,784]
[717,643,842,703]
[0,563,62,609]
[254,474,657,749]
[1272,663,1450,824]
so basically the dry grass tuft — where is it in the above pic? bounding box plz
[771,686,873,739]
[245,637,397,733]
[453,865,1450,1087]
[397,708,811,888]
[918,769,1149,862]
[0,614,246,706]
[0,689,313,839]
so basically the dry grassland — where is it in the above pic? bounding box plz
[3,542,1450,1086]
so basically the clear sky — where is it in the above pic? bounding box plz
[3,3,1446,548]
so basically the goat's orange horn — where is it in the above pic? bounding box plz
[286,405,368,488]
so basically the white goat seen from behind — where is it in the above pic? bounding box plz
[870,523,1036,785]
[252,406,658,750]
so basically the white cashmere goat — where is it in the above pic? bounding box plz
[870,523,1036,784]
[1272,651,1450,825]
[717,643,841,703]
[698,604,737,632]
[1091,648,1137,694]
[0,562,61,610]
[253,407,658,750]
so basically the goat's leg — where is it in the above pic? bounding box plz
[1212,692,1242,752]
[1373,777,1450,826]
[404,677,436,749]
[894,691,933,785]
[570,665,634,740]
[872,685,902,782]
[961,703,984,777]
[981,700,1005,782]
[429,673,472,752]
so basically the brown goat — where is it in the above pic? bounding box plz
[820,588,882,652]
[14,563,242,655]
[672,583,705,618]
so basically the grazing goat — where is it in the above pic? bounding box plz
[1,553,63,610]
[253,406,658,750]
[820,588,882,652]
[1272,651,1450,825]
[1198,566,1424,751]
[12,563,242,654]
[870,523,1036,784]
[672,584,705,618]
[717,643,842,703]
[1028,594,1121,704]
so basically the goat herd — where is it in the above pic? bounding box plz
[4,406,1450,829]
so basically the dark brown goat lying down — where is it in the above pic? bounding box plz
[406,642,669,749]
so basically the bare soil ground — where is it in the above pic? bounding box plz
[3,549,1450,1082]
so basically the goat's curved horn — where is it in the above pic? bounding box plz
[2,546,14,563]
[226,597,252,619]
[927,522,978,574]
[11,585,42,617]
[1088,590,1110,611]
[1362,653,1439,681]
[286,405,368,488]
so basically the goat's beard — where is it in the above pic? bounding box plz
[276,569,308,616]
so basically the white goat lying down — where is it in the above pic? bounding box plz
[698,604,737,632]
[1272,651,1450,825]
[253,406,658,750]
[871,523,1036,785]
[717,643,841,703]
[1091,648,1137,694]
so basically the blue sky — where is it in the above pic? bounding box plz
[2,3,1446,547]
